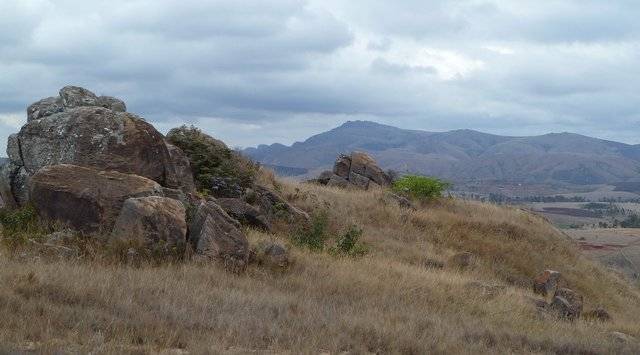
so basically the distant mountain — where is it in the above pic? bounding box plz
[244,120,640,186]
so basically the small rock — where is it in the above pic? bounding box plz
[610,331,637,344]
[583,307,612,322]
[385,192,415,209]
[533,270,561,296]
[549,288,583,321]
[423,258,445,269]
[216,197,271,231]
[254,242,290,268]
[449,251,474,269]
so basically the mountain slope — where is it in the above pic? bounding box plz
[245,121,640,185]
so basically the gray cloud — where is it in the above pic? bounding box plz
[0,0,639,150]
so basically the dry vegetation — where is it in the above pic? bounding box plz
[1,174,640,354]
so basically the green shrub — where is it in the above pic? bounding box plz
[392,175,451,201]
[0,205,46,250]
[292,211,328,251]
[329,225,368,257]
[166,125,259,193]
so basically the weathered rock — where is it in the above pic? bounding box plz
[333,154,351,178]
[533,270,561,296]
[449,251,474,269]
[350,151,391,186]
[317,170,334,184]
[189,201,249,268]
[7,134,21,164]
[17,106,174,185]
[253,242,289,268]
[611,332,637,344]
[27,96,64,122]
[583,307,612,322]
[112,196,187,253]
[97,96,126,112]
[549,288,583,320]
[255,185,310,225]
[29,164,162,233]
[59,86,99,108]
[216,198,271,231]
[327,174,349,188]
[0,163,30,207]
[385,192,415,209]
[0,164,16,208]
[164,143,196,193]
[349,171,370,189]
[315,151,390,190]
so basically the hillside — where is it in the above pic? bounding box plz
[2,87,640,353]
[244,121,640,186]
[2,176,640,353]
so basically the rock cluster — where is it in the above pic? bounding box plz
[315,152,391,190]
[0,86,300,269]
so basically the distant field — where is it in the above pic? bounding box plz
[565,229,640,286]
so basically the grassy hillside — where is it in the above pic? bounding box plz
[1,174,640,353]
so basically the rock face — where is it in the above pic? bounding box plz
[165,143,196,193]
[533,270,561,296]
[1,86,189,207]
[315,152,391,190]
[29,164,163,233]
[112,196,187,252]
[188,201,250,268]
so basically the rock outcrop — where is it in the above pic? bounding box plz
[1,86,193,207]
[30,164,163,233]
[216,198,271,231]
[112,196,187,252]
[533,270,561,296]
[188,201,250,269]
[315,152,391,190]
[549,288,583,321]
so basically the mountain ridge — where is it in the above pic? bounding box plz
[244,120,640,185]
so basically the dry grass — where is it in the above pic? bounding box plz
[1,180,640,354]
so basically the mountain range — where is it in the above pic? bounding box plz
[244,120,640,186]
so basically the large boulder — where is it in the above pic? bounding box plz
[112,196,187,253]
[350,152,391,186]
[29,164,163,233]
[18,106,173,183]
[2,86,184,207]
[165,143,196,193]
[188,201,250,268]
[314,151,391,190]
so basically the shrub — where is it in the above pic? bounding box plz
[292,211,328,251]
[0,205,46,250]
[329,225,368,257]
[166,125,259,194]
[392,175,451,201]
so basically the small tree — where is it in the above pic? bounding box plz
[392,175,451,201]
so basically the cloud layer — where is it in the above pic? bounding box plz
[1,0,639,149]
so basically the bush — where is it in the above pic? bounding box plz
[392,175,451,201]
[292,211,328,251]
[166,125,259,194]
[0,205,46,250]
[329,225,368,257]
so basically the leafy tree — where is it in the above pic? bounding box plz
[392,175,452,201]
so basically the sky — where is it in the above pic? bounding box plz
[1,0,640,149]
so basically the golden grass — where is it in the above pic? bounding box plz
[1,180,640,354]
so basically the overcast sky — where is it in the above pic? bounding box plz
[1,0,640,149]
